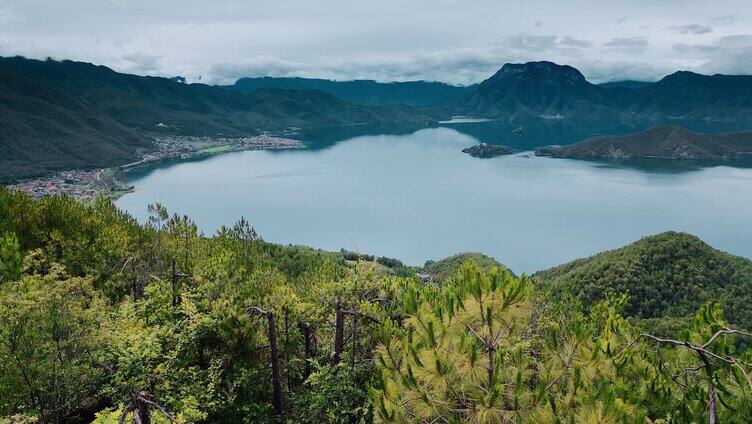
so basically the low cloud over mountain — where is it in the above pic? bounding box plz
[0,0,750,85]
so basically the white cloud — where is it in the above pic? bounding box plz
[1,0,750,84]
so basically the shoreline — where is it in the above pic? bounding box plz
[8,134,304,203]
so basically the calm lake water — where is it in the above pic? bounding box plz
[117,123,752,274]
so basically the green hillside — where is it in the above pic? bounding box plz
[535,125,752,161]
[0,56,437,135]
[0,56,439,182]
[422,252,512,282]
[0,68,151,183]
[534,231,752,329]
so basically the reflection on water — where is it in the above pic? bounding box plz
[295,117,752,153]
[118,123,752,274]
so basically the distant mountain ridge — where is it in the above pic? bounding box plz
[535,125,752,161]
[598,80,654,89]
[451,61,752,124]
[225,64,752,125]
[453,61,617,120]
[224,76,469,106]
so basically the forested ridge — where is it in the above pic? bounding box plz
[0,56,437,183]
[534,232,752,331]
[534,125,752,161]
[0,187,751,423]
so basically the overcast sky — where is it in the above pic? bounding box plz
[1,0,750,85]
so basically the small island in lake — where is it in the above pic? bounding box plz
[462,143,518,158]
[535,125,752,161]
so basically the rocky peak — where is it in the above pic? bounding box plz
[482,61,588,87]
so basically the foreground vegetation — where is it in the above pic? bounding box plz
[0,187,750,423]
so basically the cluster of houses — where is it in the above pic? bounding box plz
[9,169,104,200]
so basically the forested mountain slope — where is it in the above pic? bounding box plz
[452,61,752,124]
[534,231,752,329]
[0,56,437,182]
[535,124,752,161]
[453,61,617,120]
[0,68,150,183]
[225,76,469,106]
[0,56,436,135]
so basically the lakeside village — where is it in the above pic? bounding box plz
[9,134,303,202]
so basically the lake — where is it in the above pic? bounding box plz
[117,123,752,274]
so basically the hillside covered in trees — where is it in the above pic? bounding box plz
[224,77,468,107]
[535,125,752,161]
[0,188,750,423]
[0,56,438,183]
[534,232,752,330]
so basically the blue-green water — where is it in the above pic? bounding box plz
[117,125,752,273]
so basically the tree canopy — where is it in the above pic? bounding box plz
[0,187,750,423]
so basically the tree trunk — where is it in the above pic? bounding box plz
[171,259,179,307]
[284,309,292,395]
[332,301,345,365]
[132,390,153,424]
[299,321,315,378]
[487,342,495,390]
[700,354,716,424]
[707,380,717,424]
[350,313,358,369]
[266,311,284,415]
[133,406,151,424]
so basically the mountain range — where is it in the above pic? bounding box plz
[225,62,752,127]
[223,76,469,106]
[0,56,436,182]
[450,61,752,124]
[4,56,752,183]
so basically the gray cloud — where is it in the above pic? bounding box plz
[0,5,23,24]
[1,0,751,85]
[584,60,671,83]
[604,37,648,49]
[500,34,559,52]
[210,49,521,86]
[559,36,592,48]
[669,24,712,35]
[208,35,669,87]
[710,15,738,27]
[121,51,163,73]
[673,35,752,75]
